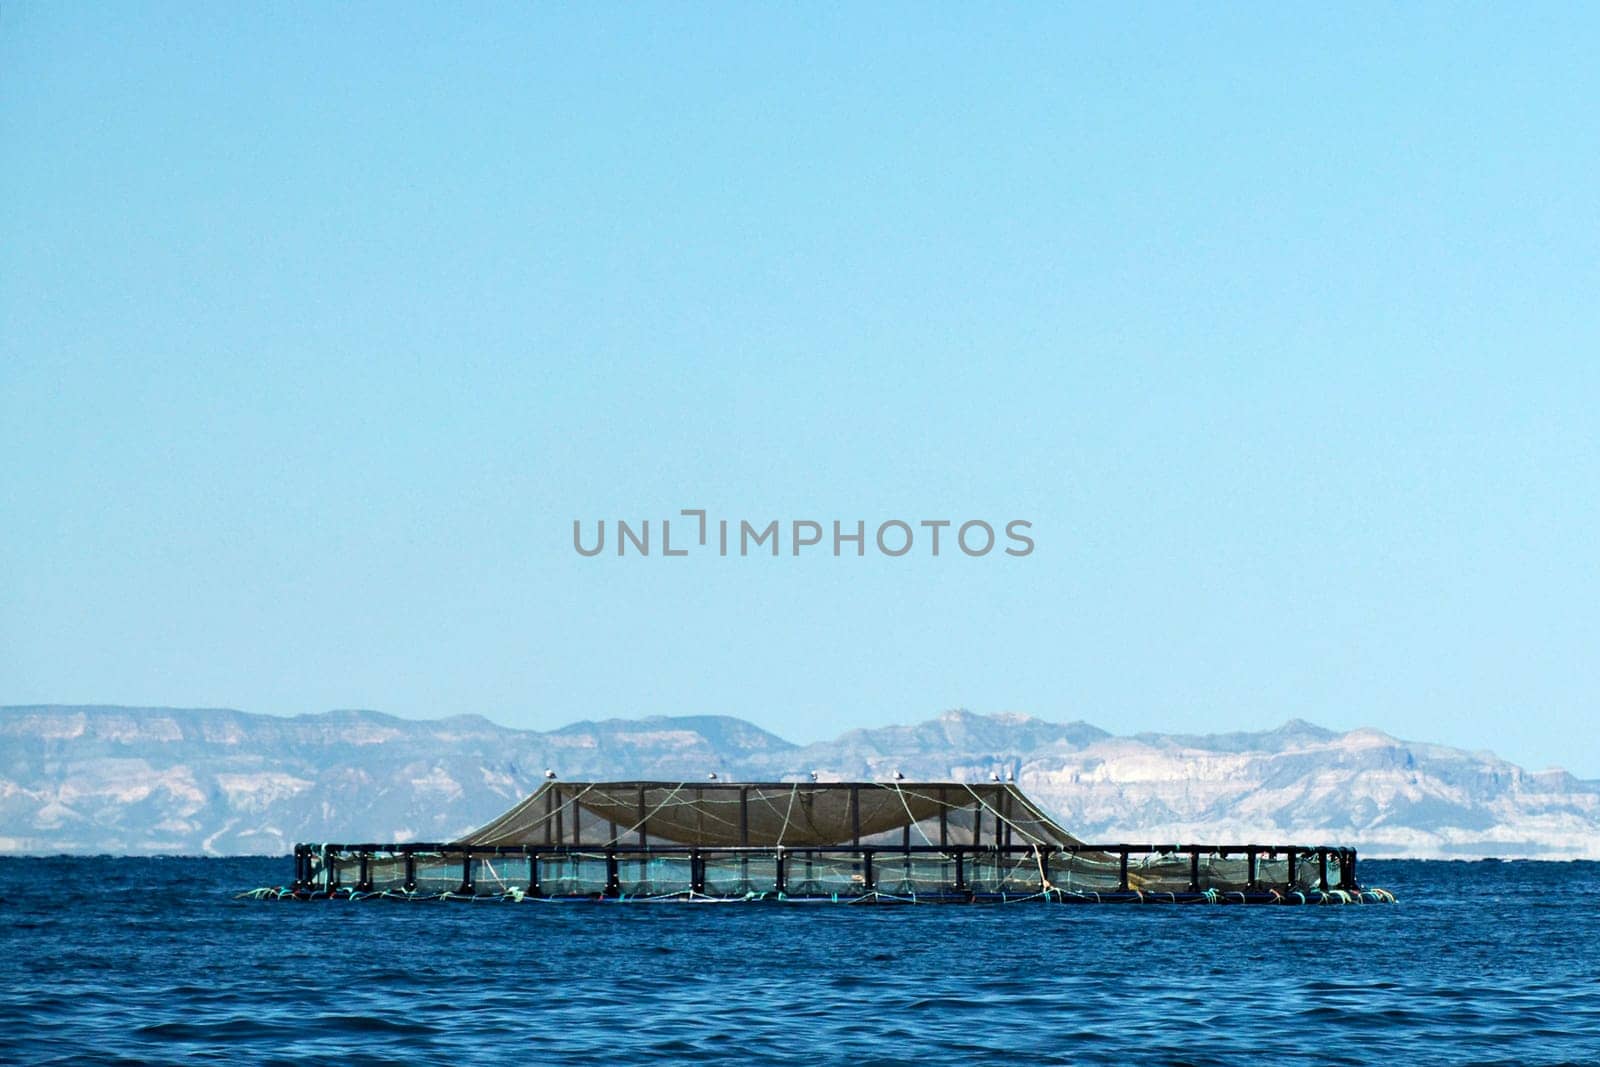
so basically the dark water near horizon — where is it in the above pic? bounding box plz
[2,858,1598,1065]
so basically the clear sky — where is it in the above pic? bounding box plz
[3,5,1597,774]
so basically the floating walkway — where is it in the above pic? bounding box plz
[261,780,1395,905]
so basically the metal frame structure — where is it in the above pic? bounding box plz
[272,780,1394,905]
[284,841,1387,904]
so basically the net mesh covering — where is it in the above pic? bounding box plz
[454,781,1084,849]
[309,846,1346,899]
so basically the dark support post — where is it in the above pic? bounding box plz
[954,850,966,892]
[1286,848,1298,888]
[459,854,474,896]
[1189,848,1200,893]
[938,788,949,848]
[404,853,417,892]
[850,785,861,846]
[357,853,371,892]
[739,787,750,847]
[529,854,541,897]
[775,851,786,895]
[1246,849,1258,890]
[546,787,556,846]
[1342,849,1357,890]
[637,786,648,846]
[1318,850,1329,892]
[606,850,620,896]
[1119,849,1130,892]
[691,850,705,895]
[863,850,875,893]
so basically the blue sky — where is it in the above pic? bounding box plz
[3,6,1597,773]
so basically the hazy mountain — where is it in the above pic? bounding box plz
[3,705,1596,858]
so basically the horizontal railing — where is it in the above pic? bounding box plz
[289,841,1367,899]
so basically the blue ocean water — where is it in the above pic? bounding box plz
[1,857,1596,1065]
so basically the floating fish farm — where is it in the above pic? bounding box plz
[267,780,1395,905]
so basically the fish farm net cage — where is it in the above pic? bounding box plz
[257,781,1395,905]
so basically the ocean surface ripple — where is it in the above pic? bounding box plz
[2,858,1597,1065]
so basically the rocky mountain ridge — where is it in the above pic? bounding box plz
[3,705,1597,858]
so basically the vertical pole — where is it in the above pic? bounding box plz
[1286,848,1298,888]
[1247,849,1258,890]
[775,850,786,895]
[740,786,750,847]
[690,850,704,894]
[404,853,417,892]
[850,785,861,846]
[459,854,474,896]
[938,788,949,848]
[1119,849,1129,892]
[863,850,875,893]
[357,853,371,892]
[974,804,984,848]
[954,849,966,892]
[1343,849,1357,890]
[546,786,555,846]
[1318,850,1329,892]
[1188,848,1200,893]
[606,849,620,896]
[638,785,648,846]
[529,854,541,897]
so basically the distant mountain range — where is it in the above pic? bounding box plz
[3,705,1597,859]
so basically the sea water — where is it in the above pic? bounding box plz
[1,857,1596,1065]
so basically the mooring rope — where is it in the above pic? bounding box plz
[890,779,938,846]
[1031,842,1057,897]
[469,782,600,844]
[960,782,1047,846]
[775,783,799,847]
[609,782,687,843]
